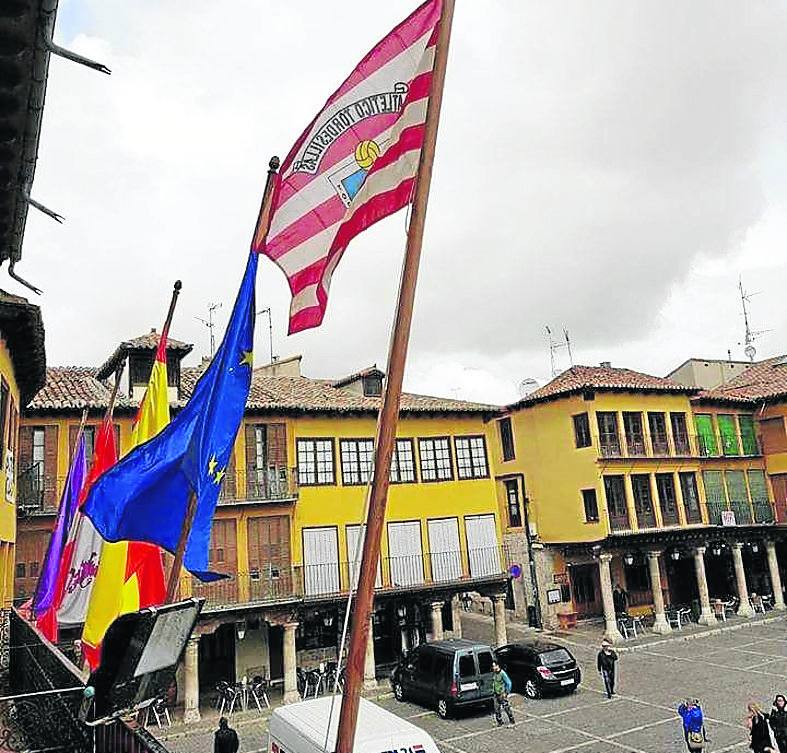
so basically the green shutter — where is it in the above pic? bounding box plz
[702,471,726,506]
[695,415,717,456]
[739,415,758,455]
[725,470,751,523]
[718,415,740,456]
[747,469,768,502]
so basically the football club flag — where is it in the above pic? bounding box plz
[81,332,171,668]
[256,0,443,333]
[83,253,257,582]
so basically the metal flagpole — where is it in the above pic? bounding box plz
[334,2,456,750]
[165,156,280,604]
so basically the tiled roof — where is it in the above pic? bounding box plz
[509,365,696,409]
[28,367,136,412]
[96,330,193,380]
[181,367,499,415]
[699,355,787,403]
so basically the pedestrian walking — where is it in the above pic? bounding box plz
[747,703,775,753]
[490,660,515,727]
[678,698,706,751]
[768,696,787,753]
[597,639,618,699]
[214,717,239,753]
[612,584,629,615]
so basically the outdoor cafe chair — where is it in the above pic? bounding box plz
[151,697,171,728]
[250,675,270,711]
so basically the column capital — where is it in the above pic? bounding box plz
[694,546,706,556]
[646,550,662,559]
[283,621,299,631]
[187,633,201,647]
[731,541,744,551]
[431,600,445,610]
[765,539,777,551]
[599,552,613,564]
[492,593,507,603]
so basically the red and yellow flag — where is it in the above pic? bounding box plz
[81,334,170,669]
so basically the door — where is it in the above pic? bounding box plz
[465,514,500,577]
[771,474,787,523]
[15,529,49,600]
[302,527,340,596]
[346,525,381,588]
[571,564,602,617]
[387,521,424,586]
[427,518,462,582]
[247,516,291,599]
[198,519,238,603]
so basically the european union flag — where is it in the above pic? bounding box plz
[83,253,258,581]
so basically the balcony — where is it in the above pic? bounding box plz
[698,434,762,458]
[218,467,299,505]
[609,513,632,532]
[17,465,60,515]
[729,499,753,525]
[189,546,511,610]
[753,499,775,524]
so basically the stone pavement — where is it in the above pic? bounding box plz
[154,614,787,753]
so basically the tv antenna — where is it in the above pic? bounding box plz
[738,278,769,362]
[257,307,276,365]
[518,378,540,397]
[545,325,573,377]
[196,302,222,357]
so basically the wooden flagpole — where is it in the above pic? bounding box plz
[165,156,280,604]
[335,3,456,750]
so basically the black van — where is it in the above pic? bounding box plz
[390,639,496,719]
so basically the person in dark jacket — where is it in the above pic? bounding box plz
[612,584,629,615]
[678,699,706,751]
[769,695,787,753]
[214,717,239,753]
[747,703,774,753]
[596,639,618,699]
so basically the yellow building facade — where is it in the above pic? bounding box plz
[494,364,785,641]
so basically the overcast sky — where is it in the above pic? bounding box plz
[16,1,787,404]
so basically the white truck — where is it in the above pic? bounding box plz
[268,697,442,753]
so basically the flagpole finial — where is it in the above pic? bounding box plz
[269,156,280,172]
[174,280,183,293]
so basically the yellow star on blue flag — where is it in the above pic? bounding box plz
[240,350,254,367]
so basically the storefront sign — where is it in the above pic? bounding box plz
[547,588,562,605]
[553,572,568,585]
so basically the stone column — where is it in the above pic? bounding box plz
[492,594,508,647]
[732,543,753,617]
[183,634,201,723]
[451,595,463,638]
[363,616,378,690]
[598,553,624,643]
[693,547,716,626]
[766,540,786,610]
[430,601,445,642]
[283,622,300,704]
[647,551,671,634]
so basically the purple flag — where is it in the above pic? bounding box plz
[32,432,87,616]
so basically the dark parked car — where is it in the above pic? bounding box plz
[494,640,581,699]
[390,639,496,718]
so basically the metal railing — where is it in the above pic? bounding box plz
[609,513,632,532]
[218,467,299,504]
[729,499,753,525]
[17,465,62,513]
[698,433,762,458]
[189,546,510,609]
[753,499,775,524]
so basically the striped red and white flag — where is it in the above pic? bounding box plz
[255,0,443,333]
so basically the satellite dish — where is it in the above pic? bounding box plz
[518,378,539,397]
[744,345,756,361]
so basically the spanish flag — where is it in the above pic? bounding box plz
[81,333,170,669]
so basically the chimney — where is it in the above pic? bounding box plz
[150,327,156,334]
[600,361,612,368]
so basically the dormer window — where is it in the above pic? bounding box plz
[362,374,383,397]
[128,351,181,392]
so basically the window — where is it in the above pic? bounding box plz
[297,439,335,485]
[725,470,751,523]
[631,474,656,527]
[454,436,488,479]
[504,479,522,528]
[655,473,679,525]
[679,472,702,524]
[670,413,690,454]
[418,438,452,481]
[760,417,787,454]
[15,563,24,579]
[32,428,45,483]
[339,439,374,485]
[622,412,645,455]
[362,374,382,397]
[748,470,773,523]
[29,561,39,578]
[695,414,718,456]
[498,417,516,460]
[83,426,96,466]
[718,414,740,456]
[458,654,475,679]
[582,489,599,522]
[390,439,416,483]
[596,412,621,456]
[477,651,493,674]
[573,413,591,448]
[702,470,726,524]
[648,413,669,455]
[603,476,629,527]
[739,415,758,455]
